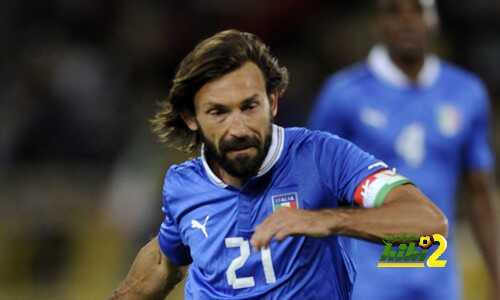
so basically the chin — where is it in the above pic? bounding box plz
[225,157,261,179]
[395,45,425,60]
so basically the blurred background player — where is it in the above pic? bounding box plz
[309,0,499,299]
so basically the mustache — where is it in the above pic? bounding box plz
[220,136,260,153]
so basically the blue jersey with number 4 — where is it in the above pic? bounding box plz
[309,47,494,300]
[158,125,394,300]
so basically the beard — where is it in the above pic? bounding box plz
[201,124,272,180]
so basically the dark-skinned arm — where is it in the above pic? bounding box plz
[464,171,499,298]
[109,238,184,300]
[251,184,448,250]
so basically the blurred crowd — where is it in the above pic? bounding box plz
[1,1,499,299]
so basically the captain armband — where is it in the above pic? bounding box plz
[354,169,411,208]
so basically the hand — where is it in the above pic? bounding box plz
[250,208,334,250]
[110,238,182,300]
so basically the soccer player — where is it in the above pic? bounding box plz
[110,29,447,300]
[309,1,499,299]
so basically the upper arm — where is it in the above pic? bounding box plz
[463,171,496,217]
[313,132,409,207]
[465,170,495,195]
[463,80,495,171]
[158,212,192,267]
[382,184,449,237]
[158,170,193,267]
[383,183,427,205]
[114,238,183,300]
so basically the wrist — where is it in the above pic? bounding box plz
[318,209,347,236]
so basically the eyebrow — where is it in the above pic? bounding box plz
[240,94,260,105]
[203,94,260,109]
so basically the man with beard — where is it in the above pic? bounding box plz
[309,1,499,299]
[110,29,447,300]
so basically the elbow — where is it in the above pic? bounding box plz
[427,205,448,239]
[435,212,449,239]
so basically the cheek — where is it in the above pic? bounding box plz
[254,111,272,141]
[197,120,221,147]
[207,131,222,150]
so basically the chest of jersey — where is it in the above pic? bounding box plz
[350,89,469,172]
[176,168,328,293]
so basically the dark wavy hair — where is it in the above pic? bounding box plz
[151,29,289,153]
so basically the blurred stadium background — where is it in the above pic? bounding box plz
[0,1,499,299]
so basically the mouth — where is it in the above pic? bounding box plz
[226,147,257,157]
[393,27,423,43]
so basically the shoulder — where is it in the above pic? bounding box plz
[162,158,204,198]
[284,127,352,155]
[440,61,487,97]
[314,63,372,115]
[320,63,373,95]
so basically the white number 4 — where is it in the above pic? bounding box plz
[225,237,277,289]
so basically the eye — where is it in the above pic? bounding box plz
[207,108,227,116]
[242,101,258,111]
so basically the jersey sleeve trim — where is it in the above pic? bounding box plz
[157,230,192,266]
[354,169,411,208]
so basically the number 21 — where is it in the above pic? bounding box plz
[225,237,277,289]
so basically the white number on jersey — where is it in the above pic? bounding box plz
[395,123,425,167]
[225,237,277,289]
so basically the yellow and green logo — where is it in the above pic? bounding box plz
[377,233,447,268]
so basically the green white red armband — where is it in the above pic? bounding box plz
[354,169,411,208]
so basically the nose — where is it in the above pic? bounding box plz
[398,10,418,24]
[227,112,249,138]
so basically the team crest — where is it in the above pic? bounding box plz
[437,105,461,137]
[272,192,299,211]
[360,107,387,129]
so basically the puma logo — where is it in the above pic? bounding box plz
[191,215,210,238]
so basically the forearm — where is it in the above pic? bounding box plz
[109,238,183,300]
[251,185,448,250]
[109,274,176,300]
[323,185,448,243]
[468,193,499,285]
[110,279,162,300]
[465,171,500,290]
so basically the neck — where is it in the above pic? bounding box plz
[388,51,425,83]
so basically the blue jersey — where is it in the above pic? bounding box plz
[158,125,397,300]
[309,46,494,300]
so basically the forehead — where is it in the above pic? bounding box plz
[194,62,266,107]
[379,0,422,12]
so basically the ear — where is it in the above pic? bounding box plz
[269,93,279,118]
[180,111,199,131]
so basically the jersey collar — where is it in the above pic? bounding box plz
[201,124,285,188]
[367,44,440,89]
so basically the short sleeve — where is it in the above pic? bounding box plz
[308,77,353,139]
[312,131,411,207]
[157,177,192,266]
[463,81,495,171]
[313,132,388,206]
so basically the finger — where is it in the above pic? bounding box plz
[274,222,304,241]
[251,208,294,249]
[251,222,282,250]
[251,229,273,250]
[274,228,293,241]
[251,217,279,250]
[258,212,280,229]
